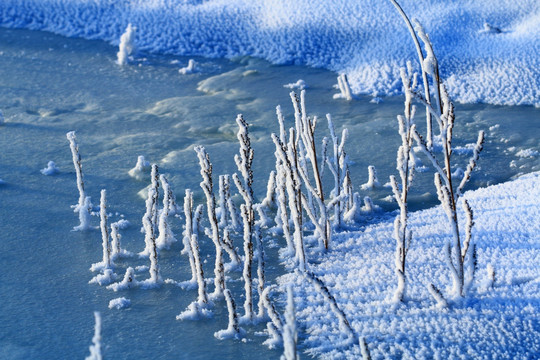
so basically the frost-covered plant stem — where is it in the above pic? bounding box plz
[302,270,356,346]
[156,175,176,250]
[256,228,266,319]
[66,131,93,231]
[397,15,485,297]
[194,146,225,298]
[281,286,299,360]
[291,91,331,250]
[66,131,86,210]
[182,189,197,282]
[389,0,436,149]
[141,186,162,285]
[326,114,350,226]
[390,69,417,303]
[191,233,208,304]
[272,132,306,270]
[99,189,112,269]
[85,312,102,360]
[214,288,243,339]
[140,165,160,257]
[116,24,136,66]
[262,285,284,347]
[240,204,254,321]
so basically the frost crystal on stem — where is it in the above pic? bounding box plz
[116,23,136,66]
[85,312,102,360]
[67,131,93,231]
[195,146,225,299]
[394,7,485,298]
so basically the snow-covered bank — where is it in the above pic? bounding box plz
[0,1,538,106]
[279,171,540,359]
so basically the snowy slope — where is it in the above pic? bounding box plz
[0,0,538,106]
[279,171,540,359]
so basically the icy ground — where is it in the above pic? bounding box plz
[0,24,538,360]
[280,172,540,359]
[0,0,538,106]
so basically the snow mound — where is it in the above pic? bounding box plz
[108,297,131,310]
[280,172,540,359]
[0,1,538,106]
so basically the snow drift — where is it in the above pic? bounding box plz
[0,0,538,106]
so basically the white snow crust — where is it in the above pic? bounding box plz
[0,1,538,106]
[279,172,540,359]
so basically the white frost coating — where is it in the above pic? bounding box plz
[73,196,93,232]
[194,145,225,299]
[281,286,299,360]
[179,59,197,74]
[360,165,380,190]
[66,131,85,209]
[99,189,112,269]
[110,222,132,260]
[108,297,131,310]
[85,312,102,360]
[333,74,354,101]
[156,175,177,250]
[128,155,150,180]
[283,79,307,90]
[116,23,136,66]
[1,1,538,106]
[107,267,138,291]
[516,148,539,158]
[279,172,540,359]
[40,161,59,175]
[214,288,245,340]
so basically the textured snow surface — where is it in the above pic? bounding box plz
[0,0,538,106]
[280,172,540,359]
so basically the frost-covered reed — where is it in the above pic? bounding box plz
[333,74,354,101]
[128,155,150,180]
[302,270,356,347]
[85,312,102,360]
[182,189,198,284]
[290,91,331,250]
[325,114,350,227]
[272,131,306,270]
[194,145,225,298]
[261,286,284,349]
[140,165,160,257]
[360,165,380,190]
[281,286,299,360]
[179,59,197,74]
[393,5,485,298]
[389,66,417,303]
[116,23,136,66]
[214,288,245,340]
[156,174,177,250]
[66,131,93,231]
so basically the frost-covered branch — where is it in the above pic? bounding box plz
[195,145,225,298]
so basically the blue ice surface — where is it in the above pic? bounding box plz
[0,0,538,106]
[0,22,538,360]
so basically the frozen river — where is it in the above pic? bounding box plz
[0,27,538,359]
